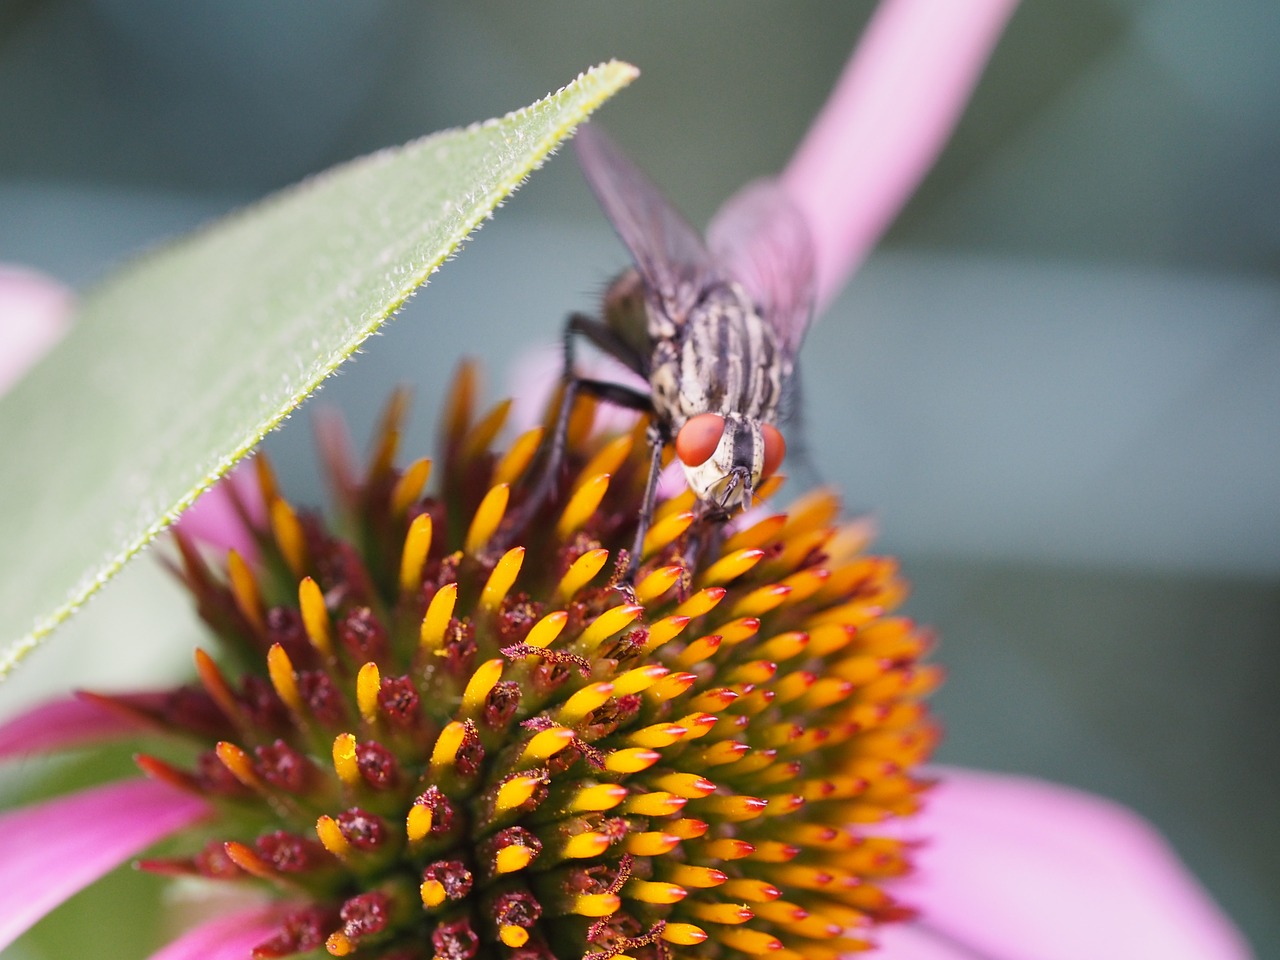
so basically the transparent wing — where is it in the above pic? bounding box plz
[774,363,826,492]
[575,125,717,326]
[708,179,817,360]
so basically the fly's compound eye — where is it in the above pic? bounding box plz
[675,413,726,467]
[761,424,786,478]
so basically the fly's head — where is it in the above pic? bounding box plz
[674,411,786,513]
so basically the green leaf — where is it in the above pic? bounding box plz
[0,61,638,678]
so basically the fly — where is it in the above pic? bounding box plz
[535,125,816,579]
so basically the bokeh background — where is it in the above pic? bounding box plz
[1,1,1277,956]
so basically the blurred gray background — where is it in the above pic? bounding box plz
[1,1,1276,954]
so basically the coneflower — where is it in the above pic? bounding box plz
[85,365,939,959]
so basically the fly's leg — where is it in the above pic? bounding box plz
[620,420,668,586]
[565,311,648,379]
[680,501,730,582]
[549,314,664,586]
[501,313,651,550]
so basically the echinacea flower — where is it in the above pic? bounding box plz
[6,365,943,960]
[0,368,1250,960]
[0,0,1255,957]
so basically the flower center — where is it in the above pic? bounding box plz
[117,370,939,959]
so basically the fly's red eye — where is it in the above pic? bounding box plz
[675,413,725,467]
[761,424,786,478]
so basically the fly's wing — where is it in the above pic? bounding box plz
[707,179,816,362]
[575,125,717,328]
[775,363,825,490]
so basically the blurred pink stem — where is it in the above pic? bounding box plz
[782,0,1020,312]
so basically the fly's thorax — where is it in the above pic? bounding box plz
[641,279,790,511]
[670,281,784,423]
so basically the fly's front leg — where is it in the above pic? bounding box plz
[618,421,668,586]
[502,314,651,547]
[552,313,652,482]
[680,500,729,581]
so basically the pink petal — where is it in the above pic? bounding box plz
[0,265,72,394]
[0,696,144,760]
[0,778,210,951]
[781,0,1020,311]
[147,905,284,960]
[885,768,1253,959]
[175,460,267,560]
[875,922,973,960]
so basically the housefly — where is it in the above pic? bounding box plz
[538,125,816,577]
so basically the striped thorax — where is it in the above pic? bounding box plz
[641,279,788,510]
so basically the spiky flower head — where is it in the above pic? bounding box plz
[95,366,940,959]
